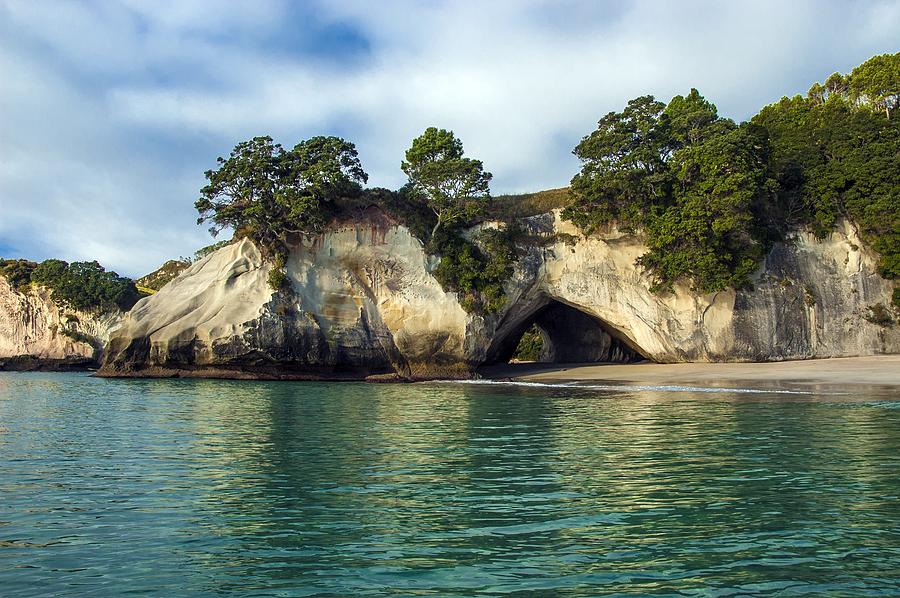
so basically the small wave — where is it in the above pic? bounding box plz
[437,378,818,395]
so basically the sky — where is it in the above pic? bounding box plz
[1,0,898,277]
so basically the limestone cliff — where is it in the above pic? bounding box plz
[0,277,122,370]
[98,209,899,379]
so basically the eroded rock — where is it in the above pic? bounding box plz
[98,210,899,379]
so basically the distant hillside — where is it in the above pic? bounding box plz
[137,260,190,292]
[486,187,572,221]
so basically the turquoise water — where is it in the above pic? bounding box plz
[1,373,899,596]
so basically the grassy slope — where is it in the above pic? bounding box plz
[485,187,572,221]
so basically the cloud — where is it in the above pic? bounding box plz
[1,0,898,276]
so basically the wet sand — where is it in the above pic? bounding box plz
[482,355,900,388]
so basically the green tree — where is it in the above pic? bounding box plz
[639,124,774,292]
[850,52,900,119]
[753,82,900,278]
[30,259,139,311]
[563,95,672,233]
[564,90,774,292]
[664,88,720,147]
[195,135,368,255]
[0,259,38,290]
[401,127,492,239]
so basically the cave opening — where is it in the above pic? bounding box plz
[482,298,649,367]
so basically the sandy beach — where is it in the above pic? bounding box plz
[482,355,900,389]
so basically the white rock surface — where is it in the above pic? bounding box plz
[0,276,121,366]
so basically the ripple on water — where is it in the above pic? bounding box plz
[0,372,899,596]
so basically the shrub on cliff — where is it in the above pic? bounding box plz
[29,259,139,312]
[196,135,369,256]
[431,227,518,314]
[136,259,190,291]
[0,259,38,290]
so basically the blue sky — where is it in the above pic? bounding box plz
[1,0,898,277]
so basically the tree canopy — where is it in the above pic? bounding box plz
[564,90,774,293]
[564,53,899,292]
[195,135,368,255]
[753,57,900,279]
[849,53,900,119]
[401,127,492,238]
[1,258,139,312]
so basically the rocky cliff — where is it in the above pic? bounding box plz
[0,277,122,370]
[98,209,899,379]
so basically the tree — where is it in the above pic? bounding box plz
[664,88,720,147]
[753,81,900,279]
[401,127,492,239]
[850,52,900,119]
[564,90,775,293]
[195,135,368,255]
[30,259,139,311]
[0,259,38,289]
[638,124,774,293]
[563,95,672,233]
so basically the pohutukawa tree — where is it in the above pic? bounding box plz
[401,127,493,239]
[195,135,368,255]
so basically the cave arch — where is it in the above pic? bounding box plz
[483,297,650,365]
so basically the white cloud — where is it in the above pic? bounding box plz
[1,0,898,275]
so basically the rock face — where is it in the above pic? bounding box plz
[99,209,899,379]
[0,277,122,370]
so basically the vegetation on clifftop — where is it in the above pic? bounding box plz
[399,128,518,313]
[0,258,140,312]
[195,135,369,289]
[191,53,896,307]
[136,260,190,292]
[563,52,899,292]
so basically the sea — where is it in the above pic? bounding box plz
[1,372,899,597]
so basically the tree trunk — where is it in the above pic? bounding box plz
[431,215,441,240]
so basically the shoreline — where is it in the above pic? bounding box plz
[482,355,900,388]
[0,355,98,372]
[5,355,899,388]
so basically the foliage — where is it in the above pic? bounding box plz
[356,185,439,246]
[29,259,140,311]
[266,253,289,291]
[564,90,774,292]
[195,239,235,260]
[563,95,672,234]
[195,135,368,256]
[402,127,492,238]
[893,288,900,310]
[431,227,518,314]
[136,259,190,291]
[637,123,773,293]
[849,53,900,119]
[0,259,38,290]
[513,325,544,361]
[753,56,900,278]
[60,327,97,346]
[564,54,899,292]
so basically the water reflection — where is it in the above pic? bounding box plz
[0,373,898,596]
